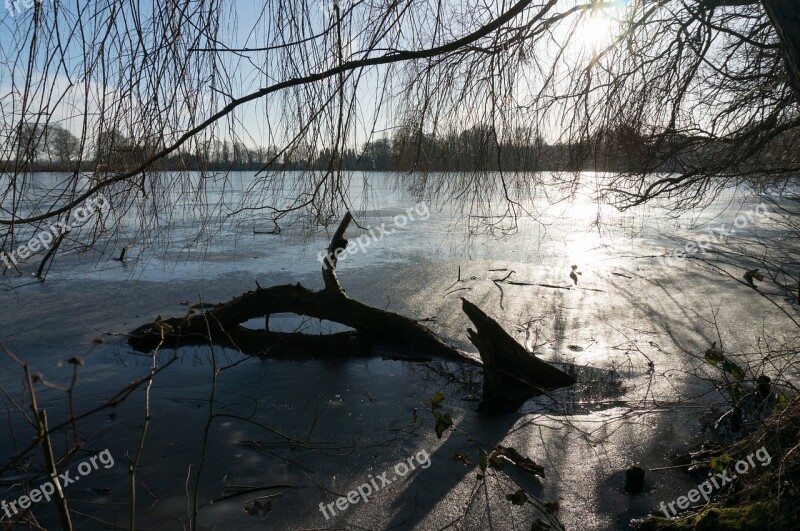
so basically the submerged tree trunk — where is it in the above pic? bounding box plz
[128,213,575,404]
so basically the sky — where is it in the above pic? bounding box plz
[0,0,633,158]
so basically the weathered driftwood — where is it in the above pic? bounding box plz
[128,212,575,403]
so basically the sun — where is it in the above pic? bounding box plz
[581,12,614,50]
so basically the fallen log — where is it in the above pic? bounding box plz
[129,212,473,364]
[128,212,575,405]
[128,282,469,363]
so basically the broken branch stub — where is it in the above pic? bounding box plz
[322,211,352,293]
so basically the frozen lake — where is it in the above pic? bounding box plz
[1,171,797,530]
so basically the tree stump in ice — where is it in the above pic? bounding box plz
[462,297,576,407]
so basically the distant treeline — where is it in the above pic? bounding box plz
[2,122,700,174]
